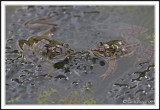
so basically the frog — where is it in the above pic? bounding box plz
[90,24,152,80]
[18,13,73,76]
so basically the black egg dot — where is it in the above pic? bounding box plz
[99,61,105,66]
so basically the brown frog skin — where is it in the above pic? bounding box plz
[18,14,73,77]
[19,36,73,63]
[90,24,150,80]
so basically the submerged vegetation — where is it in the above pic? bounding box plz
[36,88,99,104]
[36,88,57,104]
[7,96,21,104]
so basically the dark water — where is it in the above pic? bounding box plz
[6,6,154,104]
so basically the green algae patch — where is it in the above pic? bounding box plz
[36,88,58,104]
[36,88,99,104]
[145,33,155,44]
[83,98,97,104]
[59,90,99,104]
[7,96,21,104]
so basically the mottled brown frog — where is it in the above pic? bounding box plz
[18,14,73,76]
[90,24,152,80]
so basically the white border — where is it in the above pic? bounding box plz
[1,1,159,6]
[1,1,159,109]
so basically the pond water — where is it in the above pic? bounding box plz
[5,6,155,104]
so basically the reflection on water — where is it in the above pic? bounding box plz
[6,6,154,104]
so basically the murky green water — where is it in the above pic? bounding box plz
[6,6,154,104]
